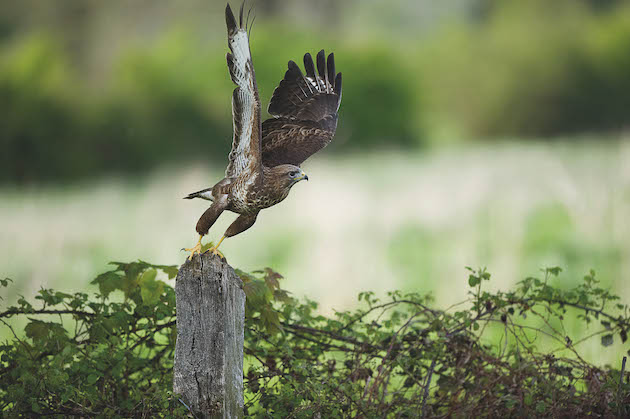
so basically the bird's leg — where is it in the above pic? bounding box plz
[207,235,226,256]
[186,195,228,261]
[184,235,203,260]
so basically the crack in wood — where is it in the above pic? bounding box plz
[174,253,245,418]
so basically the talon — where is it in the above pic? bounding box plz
[209,246,222,257]
[184,235,203,260]
[207,235,227,259]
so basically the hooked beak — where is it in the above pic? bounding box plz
[296,171,309,182]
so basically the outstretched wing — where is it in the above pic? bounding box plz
[224,3,263,179]
[262,50,342,167]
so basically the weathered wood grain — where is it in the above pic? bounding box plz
[174,253,245,418]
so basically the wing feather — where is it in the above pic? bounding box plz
[224,3,262,179]
[263,50,342,167]
[303,53,316,79]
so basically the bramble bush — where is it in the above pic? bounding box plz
[0,260,629,417]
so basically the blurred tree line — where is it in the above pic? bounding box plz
[1,0,629,183]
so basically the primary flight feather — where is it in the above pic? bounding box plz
[184,3,343,259]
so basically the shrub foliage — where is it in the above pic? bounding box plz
[5,1,630,182]
[0,262,629,417]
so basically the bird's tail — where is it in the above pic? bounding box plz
[184,187,215,201]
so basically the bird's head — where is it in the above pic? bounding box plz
[272,164,309,190]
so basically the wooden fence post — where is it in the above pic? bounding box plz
[174,252,245,418]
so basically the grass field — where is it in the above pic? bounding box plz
[1,139,629,363]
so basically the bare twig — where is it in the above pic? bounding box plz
[421,356,437,418]
[0,308,95,319]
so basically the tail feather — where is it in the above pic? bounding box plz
[184,187,214,201]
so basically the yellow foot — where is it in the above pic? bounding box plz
[204,235,226,259]
[183,235,203,260]
[207,246,224,258]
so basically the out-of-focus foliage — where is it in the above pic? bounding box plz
[1,261,629,416]
[0,27,418,183]
[424,0,630,140]
[0,37,85,182]
[2,0,630,182]
[0,33,233,183]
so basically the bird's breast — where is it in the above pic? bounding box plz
[227,173,291,213]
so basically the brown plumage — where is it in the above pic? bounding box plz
[263,50,342,167]
[183,3,343,259]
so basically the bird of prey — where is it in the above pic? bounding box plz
[184,3,343,259]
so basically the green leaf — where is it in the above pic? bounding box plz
[138,269,164,305]
[161,265,178,279]
[274,289,293,303]
[545,267,562,277]
[244,279,272,306]
[601,334,614,347]
[260,306,282,334]
[87,373,100,385]
[138,268,157,284]
[265,275,280,290]
[25,319,49,340]
[468,275,480,287]
[31,402,41,413]
[91,271,123,298]
[262,267,283,290]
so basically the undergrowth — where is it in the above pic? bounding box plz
[0,261,628,417]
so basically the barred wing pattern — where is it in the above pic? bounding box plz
[224,4,263,179]
[262,50,342,167]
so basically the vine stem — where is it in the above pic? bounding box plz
[421,356,437,418]
[618,356,627,418]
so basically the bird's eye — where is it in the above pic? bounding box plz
[289,171,298,177]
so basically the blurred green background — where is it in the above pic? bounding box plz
[3,0,630,182]
[1,0,630,360]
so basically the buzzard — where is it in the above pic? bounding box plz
[184,3,343,259]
